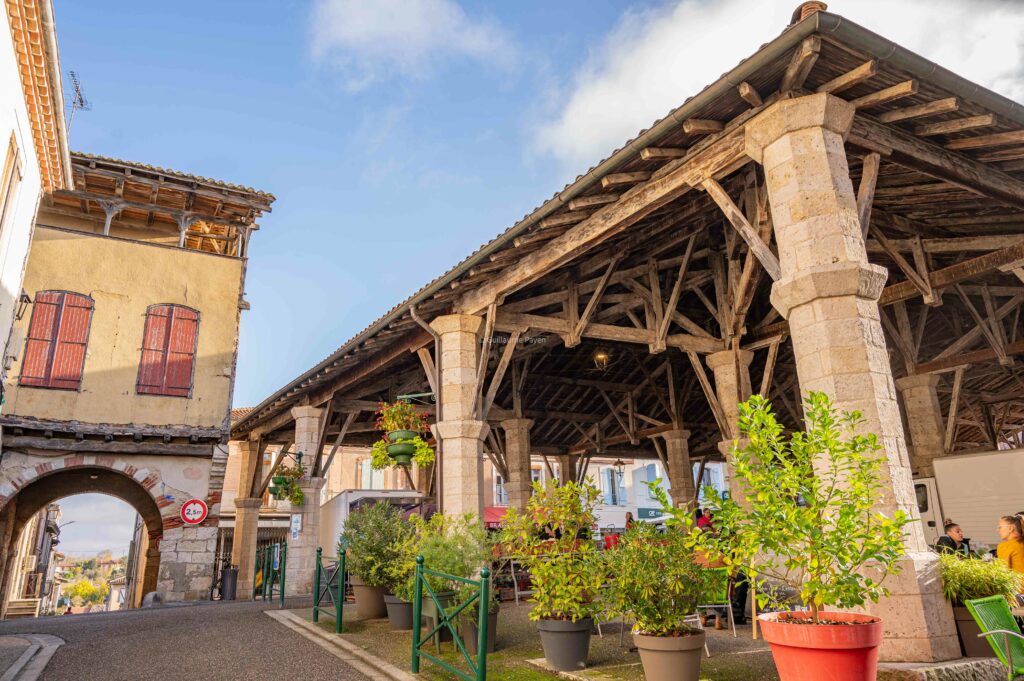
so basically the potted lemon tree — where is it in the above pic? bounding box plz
[607,520,712,681]
[685,393,912,681]
[341,501,410,620]
[499,480,605,672]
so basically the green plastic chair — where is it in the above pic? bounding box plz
[697,567,736,637]
[965,596,1024,680]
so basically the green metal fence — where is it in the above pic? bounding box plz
[253,542,287,607]
[312,546,346,633]
[411,556,490,681]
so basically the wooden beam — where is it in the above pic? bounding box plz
[915,114,997,138]
[880,241,1024,306]
[640,147,688,160]
[1,437,213,456]
[850,80,918,109]
[917,339,1024,374]
[738,81,762,107]
[947,130,1024,151]
[850,115,1024,209]
[857,152,881,239]
[759,339,780,397]
[567,194,619,211]
[683,119,724,135]
[877,97,959,124]
[954,285,1008,364]
[943,367,964,453]
[570,256,621,347]
[870,224,933,300]
[686,351,730,439]
[702,178,781,281]
[780,36,820,93]
[601,172,652,189]
[456,125,747,314]
[321,412,358,477]
[538,210,591,229]
[816,59,877,95]
[929,294,1023,362]
[416,347,438,396]
[658,236,696,342]
[481,330,521,419]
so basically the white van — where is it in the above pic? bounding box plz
[914,448,1024,551]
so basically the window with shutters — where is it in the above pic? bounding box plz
[19,291,94,390]
[136,304,199,398]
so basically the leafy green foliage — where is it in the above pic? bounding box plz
[387,512,490,602]
[63,578,109,606]
[606,521,711,636]
[272,461,306,505]
[938,554,1019,606]
[370,435,435,470]
[341,502,413,589]
[499,480,606,622]
[375,400,431,434]
[656,392,911,623]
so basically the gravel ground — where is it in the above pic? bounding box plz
[300,600,780,681]
[0,599,371,681]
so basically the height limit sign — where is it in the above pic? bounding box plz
[180,499,209,525]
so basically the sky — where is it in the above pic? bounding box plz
[56,494,135,558]
[46,0,1024,554]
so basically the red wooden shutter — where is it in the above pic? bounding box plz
[19,291,94,390]
[136,305,199,397]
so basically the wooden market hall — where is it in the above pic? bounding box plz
[232,3,1024,663]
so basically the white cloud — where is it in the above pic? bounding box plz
[534,0,1024,171]
[310,0,516,90]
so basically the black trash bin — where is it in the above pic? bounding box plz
[221,567,238,601]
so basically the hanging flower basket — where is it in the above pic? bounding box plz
[271,475,288,486]
[387,429,418,443]
[386,442,416,465]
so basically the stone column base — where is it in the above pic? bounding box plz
[157,525,218,601]
[232,498,262,599]
[435,420,488,517]
[285,477,325,597]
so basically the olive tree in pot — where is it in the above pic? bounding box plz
[500,480,605,672]
[938,553,1018,657]
[607,521,711,681]
[341,501,411,620]
[692,393,912,681]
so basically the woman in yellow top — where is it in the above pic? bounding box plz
[996,515,1024,589]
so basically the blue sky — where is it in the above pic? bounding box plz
[48,0,1024,552]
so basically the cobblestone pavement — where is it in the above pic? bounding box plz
[0,599,371,681]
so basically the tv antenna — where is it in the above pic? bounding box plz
[67,70,91,135]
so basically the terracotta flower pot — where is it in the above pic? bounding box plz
[633,630,705,681]
[537,617,592,671]
[349,574,387,619]
[758,611,883,681]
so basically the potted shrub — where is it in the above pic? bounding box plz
[341,501,410,620]
[606,521,711,681]
[456,583,499,654]
[500,480,605,672]
[411,513,491,645]
[373,400,434,467]
[688,393,912,681]
[938,553,1018,657]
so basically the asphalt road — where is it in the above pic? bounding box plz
[0,599,372,681]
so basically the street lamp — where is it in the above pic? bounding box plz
[612,458,626,477]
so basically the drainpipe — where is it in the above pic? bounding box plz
[409,305,442,514]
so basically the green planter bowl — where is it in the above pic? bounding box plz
[386,443,415,466]
[268,485,281,497]
[271,475,287,485]
[387,429,418,443]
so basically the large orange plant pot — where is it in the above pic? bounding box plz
[758,611,883,681]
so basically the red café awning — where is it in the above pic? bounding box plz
[483,506,508,529]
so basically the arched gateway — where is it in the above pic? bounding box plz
[0,450,221,612]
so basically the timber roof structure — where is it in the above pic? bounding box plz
[42,153,274,256]
[234,8,1024,467]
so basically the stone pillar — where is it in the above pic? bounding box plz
[285,477,325,596]
[557,455,576,485]
[501,419,533,510]
[747,92,958,662]
[291,406,325,476]
[157,524,217,602]
[287,406,325,595]
[232,498,261,599]
[895,374,945,478]
[659,429,695,507]
[236,438,261,499]
[142,538,160,598]
[430,314,488,517]
[706,349,754,503]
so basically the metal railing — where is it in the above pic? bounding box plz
[253,542,287,607]
[312,547,346,633]
[411,556,490,681]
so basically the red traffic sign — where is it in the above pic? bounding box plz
[180,499,208,525]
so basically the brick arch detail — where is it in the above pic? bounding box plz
[0,453,170,531]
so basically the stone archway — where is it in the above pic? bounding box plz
[0,452,217,609]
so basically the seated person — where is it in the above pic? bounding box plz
[935,520,969,557]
